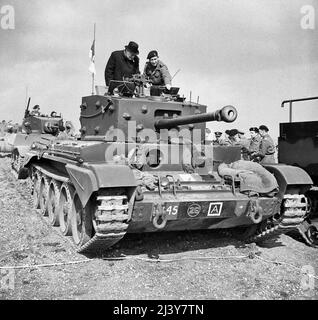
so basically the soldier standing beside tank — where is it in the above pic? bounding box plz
[104,41,140,87]
[251,125,276,164]
[249,127,261,156]
[143,50,172,90]
[238,131,250,160]
[213,132,223,145]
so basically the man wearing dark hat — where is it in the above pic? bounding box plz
[143,50,172,90]
[219,129,234,146]
[251,125,276,164]
[104,41,140,87]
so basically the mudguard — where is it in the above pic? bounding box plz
[14,145,31,157]
[66,163,137,207]
[264,164,313,197]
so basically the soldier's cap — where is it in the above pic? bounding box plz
[147,50,158,60]
[229,129,244,137]
[215,131,222,137]
[33,105,40,110]
[50,111,57,117]
[259,125,269,132]
[125,41,139,55]
[249,127,259,133]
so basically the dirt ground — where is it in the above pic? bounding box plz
[0,156,317,300]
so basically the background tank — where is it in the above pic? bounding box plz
[279,96,318,245]
[10,98,64,175]
[0,121,21,154]
[19,79,313,254]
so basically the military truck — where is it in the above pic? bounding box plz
[279,96,318,246]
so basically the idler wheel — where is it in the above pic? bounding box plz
[58,183,74,236]
[39,175,50,216]
[71,193,92,246]
[47,180,61,226]
[32,171,41,209]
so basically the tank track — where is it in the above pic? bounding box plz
[30,167,130,254]
[295,188,318,247]
[246,194,309,244]
[78,196,130,254]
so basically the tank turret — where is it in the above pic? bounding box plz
[79,93,237,142]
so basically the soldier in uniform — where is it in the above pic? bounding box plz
[30,105,41,116]
[249,127,261,155]
[104,41,140,87]
[219,129,232,146]
[221,129,242,146]
[213,131,223,145]
[251,125,276,164]
[238,131,250,160]
[143,50,172,90]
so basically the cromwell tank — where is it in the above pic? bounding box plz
[18,79,313,254]
[279,96,318,246]
[10,98,64,176]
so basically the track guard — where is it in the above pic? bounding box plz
[66,164,137,207]
[264,164,313,197]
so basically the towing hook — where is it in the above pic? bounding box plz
[153,214,168,230]
[152,203,168,230]
[248,199,263,224]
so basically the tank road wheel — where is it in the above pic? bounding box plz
[47,180,61,226]
[32,171,42,209]
[71,193,93,247]
[58,183,74,236]
[39,175,50,216]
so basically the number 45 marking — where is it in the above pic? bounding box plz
[165,205,179,216]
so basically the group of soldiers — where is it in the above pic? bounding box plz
[208,125,276,164]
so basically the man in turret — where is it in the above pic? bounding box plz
[143,50,172,90]
[104,41,140,87]
[30,105,41,116]
[251,125,276,164]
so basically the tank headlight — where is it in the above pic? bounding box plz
[161,177,170,188]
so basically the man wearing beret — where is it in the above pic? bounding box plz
[251,125,276,164]
[143,50,172,90]
[104,41,140,87]
[248,127,261,155]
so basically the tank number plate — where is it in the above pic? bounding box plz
[207,202,223,217]
[163,203,179,220]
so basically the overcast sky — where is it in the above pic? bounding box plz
[0,0,317,140]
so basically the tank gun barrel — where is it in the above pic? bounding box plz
[154,105,237,130]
